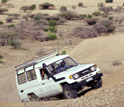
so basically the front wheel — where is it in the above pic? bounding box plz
[91,78,102,89]
[63,84,78,99]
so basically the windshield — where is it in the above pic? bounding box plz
[47,57,78,75]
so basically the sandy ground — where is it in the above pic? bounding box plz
[0,0,124,106]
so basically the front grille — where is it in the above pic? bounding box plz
[78,67,93,77]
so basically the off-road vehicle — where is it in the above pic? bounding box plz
[15,52,103,102]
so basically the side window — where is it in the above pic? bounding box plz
[27,69,37,81]
[17,72,27,85]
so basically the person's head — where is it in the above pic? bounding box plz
[61,61,65,66]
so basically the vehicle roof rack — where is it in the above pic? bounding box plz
[15,51,58,71]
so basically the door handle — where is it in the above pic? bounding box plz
[20,90,24,93]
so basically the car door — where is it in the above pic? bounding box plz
[39,69,62,97]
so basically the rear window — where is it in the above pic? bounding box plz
[17,72,27,85]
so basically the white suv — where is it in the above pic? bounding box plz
[15,52,103,102]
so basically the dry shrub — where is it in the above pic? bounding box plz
[114,16,124,26]
[114,6,123,12]
[33,32,47,42]
[73,27,98,38]
[94,19,115,34]
[113,60,122,66]
[98,3,113,15]
[0,31,20,46]
[59,11,80,20]
[85,18,97,25]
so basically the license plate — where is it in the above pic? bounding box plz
[86,77,93,82]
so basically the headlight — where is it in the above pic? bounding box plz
[91,66,96,71]
[73,73,79,79]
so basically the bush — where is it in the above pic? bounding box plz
[85,18,97,25]
[48,26,57,32]
[98,3,104,9]
[114,6,122,12]
[8,24,15,28]
[46,32,57,40]
[105,0,113,3]
[94,19,115,34]
[0,21,3,25]
[108,16,113,20]
[0,55,3,59]
[8,39,22,49]
[112,60,122,66]
[61,51,66,55]
[8,13,20,19]
[59,11,80,20]
[72,5,76,9]
[0,32,20,45]
[73,27,98,38]
[0,8,8,14]
[59,6,67,12]
[34,19,48,25]
[80,14,87,19]
[45,15,59,21]
[30,4,36,10]
[92,11,101,16]
[20,6,30,12]
[33,13,43,20]
[39,2,55,9]
[99,5,113,15]
[123,3,124,6]
[49,20,57,26]
[6,17,13,23]
[78,2,83,7]
[1,0,8,3]
[57,18,67,25]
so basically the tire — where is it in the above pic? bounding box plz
[91,78,102,89]
[63,84,78,99]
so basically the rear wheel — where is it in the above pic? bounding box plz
[28,93,41,102]
[63,84,78,99]
[91,78,102,89]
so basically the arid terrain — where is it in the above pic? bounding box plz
[0,0,124,107]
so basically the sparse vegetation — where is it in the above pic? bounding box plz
[39,2,55,9]
[108,16,113,20]
[105,0,113,3]
[48,26,57,32]
[78,2,83,7]
[59,6,67,12]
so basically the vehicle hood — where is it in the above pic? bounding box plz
[54,64,94,79]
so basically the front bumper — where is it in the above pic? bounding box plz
[71,73,103,89]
